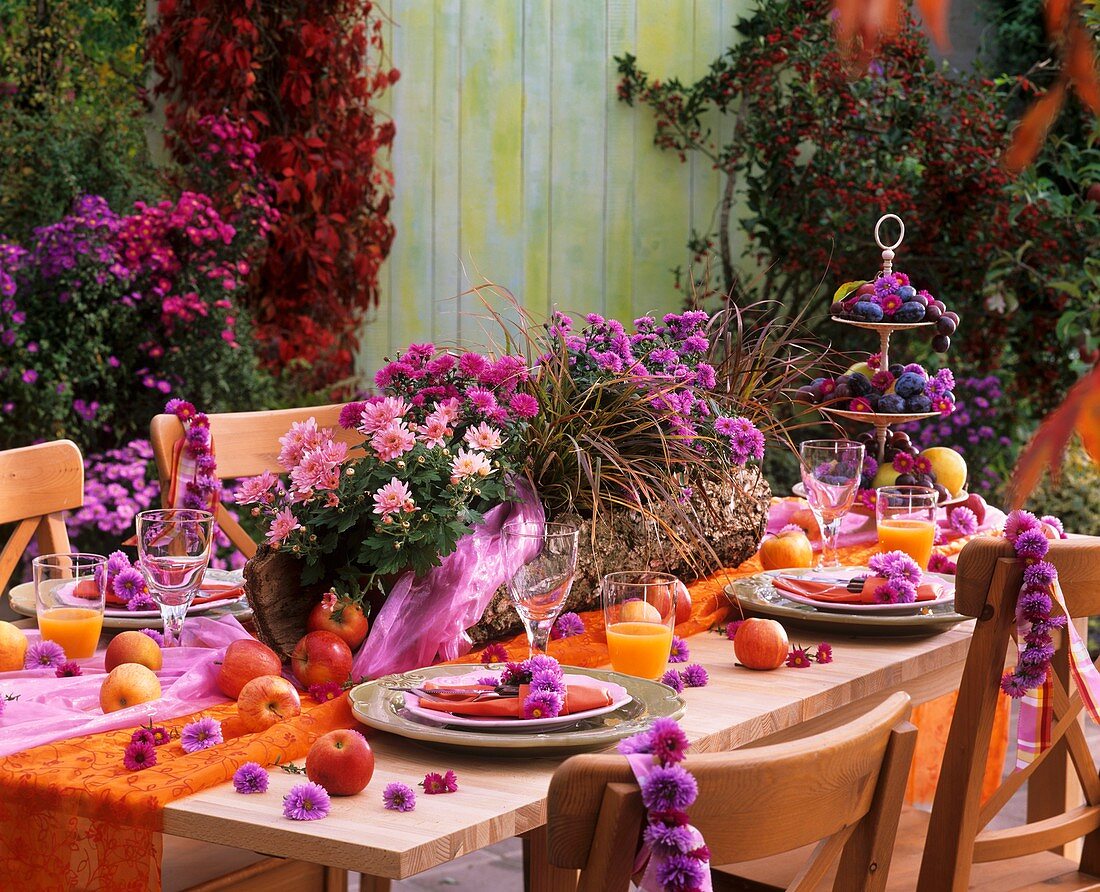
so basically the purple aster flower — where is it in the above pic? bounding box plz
[475,674,499,687]
[1023,561,1058,589]
[522,689,562,719]
[644,820,696,854]
[180,717,223,753]
[868,551,922,585]
[928,553,957,574]
[872,578,917,604]
[283,781,331,820]
[383,782,417,812]
[1000,671,1030,698]
[617,731,654,755]
[649,717,690,764]
[641,764,698,812]
[1040,515,1065,538]
[660,669,685,693]
[106,550,132,575]
[656,853,708,891]
[233,762,270,794]
[1019,642,1056,668]
[479,643,508,664]
[1015,529,1050,560]
[551,612,585,640]
[529,669,566,697]
[1016,663,1050,689]
[139,628,165,646]
[903,363,928,379]
[55,660,82,677]
[127,591,157,611]
[25,639,66,669]
[726,620,743,640]
[131,728,156,747]
[871,370,896,392]
[521,654,562,678]
[123,741,157,771]
[112,566,146,602]
[681,665,708,687]
[1033,614,1068,635]
[949,506,978,536]
[1003,510,1041,544]
[668,636,689,664]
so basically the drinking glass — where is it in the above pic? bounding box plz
[602,571,678,679]
[33,553,107,659]
[136,508,214,646]
[799,439,866,569]
[501,521,580,658]
[876,485,938,569]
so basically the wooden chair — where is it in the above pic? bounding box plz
[0,440,83,595]
[150,404,361,559]
[719,535,1100,892]
[547,691,916,892]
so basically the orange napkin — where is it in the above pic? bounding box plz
[74,578,244,608]
[773,575,942,605]
[415,683,613,718]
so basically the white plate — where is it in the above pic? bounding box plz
[8,568,251,629]
[402,670,631,733]
[763,568,954,616]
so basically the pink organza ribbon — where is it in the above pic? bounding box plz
[766,497,1006,552]
[0,616,251,758]
[625,753,713,892]
[352,480,545,679]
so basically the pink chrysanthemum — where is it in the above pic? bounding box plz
[479,643,508,664]
[786,647,812,669]
[892,452,915,473]
[816,643,833,664]
[308,682,344,703]
[949,506,978,536]
[871,370,896,392]
[123,740,157,771]
[849,397,873,414]
[725,620,743,641]
[522,690,562,720]
[55,660,82,677]
[660,669,685,693]
[422,770,458,794]
[1003,509,1041,544]
[131,729,156,747]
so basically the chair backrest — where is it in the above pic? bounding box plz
[919,534,1100,891]
[548,691,915,892]
[149,405,361,559]
[0,440,83,591]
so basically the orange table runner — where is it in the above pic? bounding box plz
[0,536,1005,891]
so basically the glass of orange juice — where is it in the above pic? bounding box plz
[33,553,107,659]
[876,486,937,569]
[602,571,678,679]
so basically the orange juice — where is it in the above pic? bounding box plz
[38,607,103,659]
[606,621,673,679]
[878,518,935,569]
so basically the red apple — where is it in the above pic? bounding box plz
[307,600,369,650]
[956,492,987,526]
[673,579,692,625]
[733,618,789,671]
[218,638,283,699]
[291,630,353,688]
[305,729,375,795]
[236,674,302,732]
[104,630,163,673]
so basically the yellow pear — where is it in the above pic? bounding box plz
[920,447,968,497]
[872,465,901,489]
[845,361,874,380]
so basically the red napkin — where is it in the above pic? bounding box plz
[415,683,613,718]
[772,575,942,605]
[73,578,244,608]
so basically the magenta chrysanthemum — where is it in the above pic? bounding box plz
[479,643,508,664]
[644,820,696,854]
[422,770,458,794]
[24,640,66,669]
[123,740,157,771]
[872,578,917,604]
[180,717,222,753]
[383,782,416,812]
[668,636,690,664]
[725,620,743,641]
[1023,561,1057,588]
[949,506,978,536]
[308,682,344,703]
[816,643,833,664]
[233,762,270,794]
[1003,509,1040,544]
[681,664,708,687]
[786,646,812,669]
[649,717,690,765]
[522,689,562,720]
[529,668,566,697]
[131,729,156,747]
[139,628,165,646]
[656,853,708,890]
[283,782,330,820]
[475,674,499,686]
[869,551,922,584]
[55,660,82,677]
[1015,529,1050,560]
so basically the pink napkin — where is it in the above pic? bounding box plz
[0,616,253,758]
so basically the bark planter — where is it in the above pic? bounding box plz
[243,467,771,656]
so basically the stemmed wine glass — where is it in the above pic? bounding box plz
[501,521,580,658]
[799,440,866,569]
[135,508,215,647]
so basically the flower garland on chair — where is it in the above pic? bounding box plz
[618,718,712,892]
[164,399,220,512]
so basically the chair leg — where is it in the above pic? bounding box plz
[523,826,580,892]
[358,874,391,891]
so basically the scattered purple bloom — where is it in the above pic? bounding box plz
[680,664,708,687]
[55,660,83,677]
[123,740,157,772]
[383,782,417,812]
[660,669,685,693]
[283,781,331,820]
[640,764,698,812]
[233,762,270,794]
[668,636,689,664]
[180,717,223,753]
[551,612,585,640]
[25,640,66,669]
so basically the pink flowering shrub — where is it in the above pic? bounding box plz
[238,346,534,598]
[0,116,274,453]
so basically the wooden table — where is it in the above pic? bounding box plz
[160,619,977,889]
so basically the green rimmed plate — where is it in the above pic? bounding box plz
[349,664,684,754]
[727,569,970,637]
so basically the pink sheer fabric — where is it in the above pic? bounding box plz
[0,616,251,757]
[352,482,545,679]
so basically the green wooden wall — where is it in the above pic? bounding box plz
[360,0,750,376]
